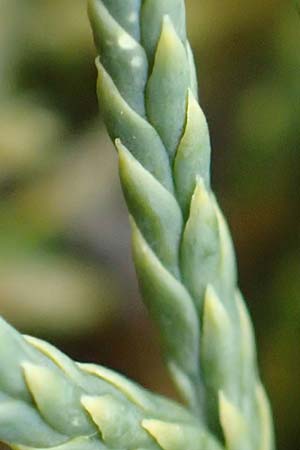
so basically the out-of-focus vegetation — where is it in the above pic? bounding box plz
[0,1,299,449]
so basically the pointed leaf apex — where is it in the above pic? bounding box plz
[191,177,210,210]
[115,138,129,158]
[203,285,230,330]
[219,390,247,449]
[142,419,179,450]
[160,15,178,46]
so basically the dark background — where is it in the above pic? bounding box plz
[0,1,299,448]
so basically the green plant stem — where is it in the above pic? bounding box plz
[88,1,276,449]
[0,2,277,449]
[0,317,222,450]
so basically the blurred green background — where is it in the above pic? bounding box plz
[0,1,299,448]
